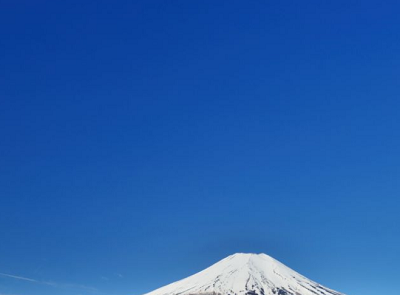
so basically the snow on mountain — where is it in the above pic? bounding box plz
[142,253,344,295]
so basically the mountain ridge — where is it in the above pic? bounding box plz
[142,253,345,295]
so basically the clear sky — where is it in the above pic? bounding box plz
[1,1,399,295]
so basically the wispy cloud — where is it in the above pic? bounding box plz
[0,272,97,292]
[0,273,38,283]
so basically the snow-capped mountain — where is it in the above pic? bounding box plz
[142,253,344,295]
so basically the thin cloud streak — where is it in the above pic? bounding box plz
[0,272,97,292]
[0,273,38,283]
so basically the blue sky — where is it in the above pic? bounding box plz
[1,1,399,295]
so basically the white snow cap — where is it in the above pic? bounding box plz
[142,253,344,295]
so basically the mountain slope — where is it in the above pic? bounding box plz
[142,253,344,295]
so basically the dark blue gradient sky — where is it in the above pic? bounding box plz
[1,1,399,295]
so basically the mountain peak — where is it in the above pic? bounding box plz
[228,252,274,260]
[229,252,269,257]
[142,253,344,295]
